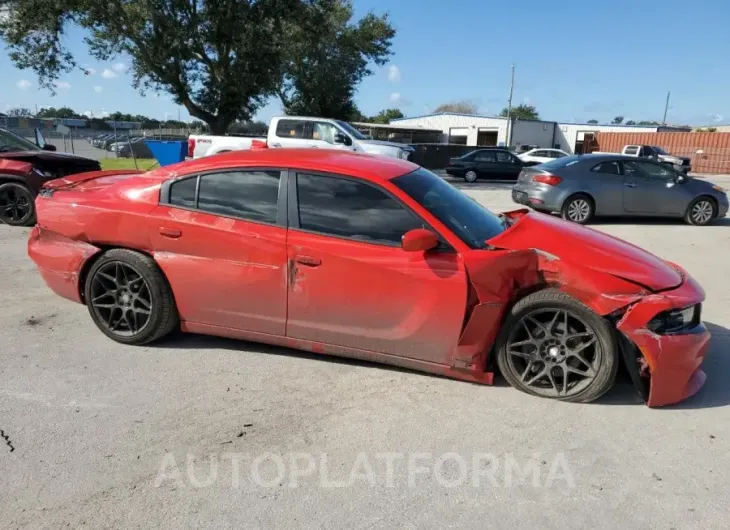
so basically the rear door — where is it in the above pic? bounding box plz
[622,160,685,214]
[473,150,498,177]
[285,172,468,363]
[587,160,625,215]
[495,150,524,179]
[270,119,309,149]
[148,168,288,334]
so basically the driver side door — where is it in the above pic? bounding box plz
[285,172,467,364]
[307,121,355,152]
[622,160,685,215]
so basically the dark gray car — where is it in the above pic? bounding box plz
[511,154,729,225]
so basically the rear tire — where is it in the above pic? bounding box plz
[495,289,618,403]
[84,249,179,345]
[561,194,594,224]
[0,182,36,227]
[464,170,478,183]
[685,196,716,226]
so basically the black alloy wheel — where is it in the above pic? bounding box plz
[503,308,602,398]
[89,261,153,337]
[496,289,617,403]
[0,183,35,226]
[84,249,179,345]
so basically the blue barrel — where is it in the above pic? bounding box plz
[144,140,187,166]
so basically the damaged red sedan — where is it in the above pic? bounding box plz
[28,150,710,407]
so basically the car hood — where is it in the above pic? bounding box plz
[359,139,412,151]
[0,150,99,166]
[487,211,683,292]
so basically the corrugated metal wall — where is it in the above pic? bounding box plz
[595,132,730,174]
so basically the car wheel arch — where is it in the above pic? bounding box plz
[77,245,166,304]
[562,191,595,210]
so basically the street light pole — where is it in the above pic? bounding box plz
[505,64,515,147]
[662,90,671,126]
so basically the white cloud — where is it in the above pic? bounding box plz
[93,86,103,93]
[16,79,32,90]
[55,81,71,90]
[389,92,402,103]
[112,62,128,73]
[713,113,724,123]
[101,68,117,79]
[387,65,401,83]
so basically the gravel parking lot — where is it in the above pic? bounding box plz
[2,179,730,529]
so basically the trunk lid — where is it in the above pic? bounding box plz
[42,169,142,191]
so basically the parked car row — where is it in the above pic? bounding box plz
[90,133,187,158]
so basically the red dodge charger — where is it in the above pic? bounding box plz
[28,149,710,406]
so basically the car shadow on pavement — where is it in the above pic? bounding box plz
[156,321,730,409]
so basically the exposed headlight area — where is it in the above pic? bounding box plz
[32,167,56,179]
[647,304,701,334]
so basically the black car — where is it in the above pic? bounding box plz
[445,148,528,182]
[0,128,100,226]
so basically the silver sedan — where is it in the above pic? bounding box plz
[511,154,729,225]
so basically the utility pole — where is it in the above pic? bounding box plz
[662,90,671,126]
[505,64,515,147]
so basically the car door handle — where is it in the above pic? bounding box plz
[295,255,322,267]
[624,182,636,188]
[159,227,182,238]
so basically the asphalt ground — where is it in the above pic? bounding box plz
[2,177,730,529]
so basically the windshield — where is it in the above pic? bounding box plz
[651,146,669,155]
[0,129,40,153]
[539,155,581,170]
[392,168,506,248]
[335,120,370,140]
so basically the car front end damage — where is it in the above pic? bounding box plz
[457,209,710,407]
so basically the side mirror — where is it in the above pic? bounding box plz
[402,228,439,252]
[676,174,686,183]
[334,132,352,146]
[42,143,57,152]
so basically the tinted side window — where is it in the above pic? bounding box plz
[496,151,517,163]
[275,119,307,139]
[169,177,197,208]
[531,150,547,157]
[297,174,422,245]
[629,161,675,181]
[591,161,621,175]
[475,151,496,162]
[197,171,280,224]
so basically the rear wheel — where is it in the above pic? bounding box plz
[495,289,618,403]
[0,182,35,226]
[84,249,179,345]
[561,194,594,224]
[685,196,716,225]
[464,170,478,183]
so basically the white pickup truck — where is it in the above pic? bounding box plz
[188,116,415,160]
[593,144,692,173]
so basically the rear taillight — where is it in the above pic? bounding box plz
[187,138,196,158]
[533,174,562,186]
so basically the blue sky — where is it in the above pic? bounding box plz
[2,0,729,125]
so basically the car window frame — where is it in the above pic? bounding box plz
[288,170,453,251]
[474,150,497,162]
[590,160,623,176]
[274,119,309,140]
[159,167,289,228]
[623,160,677,181]
[495,150,520,164]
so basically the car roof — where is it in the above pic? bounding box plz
[148,148,419,182]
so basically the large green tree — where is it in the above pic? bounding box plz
[499,104,539,120]
[367,108,403,123]
[278,0,394,120]
[1,0,309,134]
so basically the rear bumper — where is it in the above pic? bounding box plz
[511,183,568,212]
[617,268,710,407]
[27,225,101,304]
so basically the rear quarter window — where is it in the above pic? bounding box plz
[275,119,306,139]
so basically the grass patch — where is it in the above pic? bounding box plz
[99,158,159,171]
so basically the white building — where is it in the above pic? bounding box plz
[389,112,686,154]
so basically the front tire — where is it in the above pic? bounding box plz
[0,182,36,226]
[495,289,618,403]
[685,196,716,226]
[84,249,179,345]
[464,170,478,183]
[561,194,594,224]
